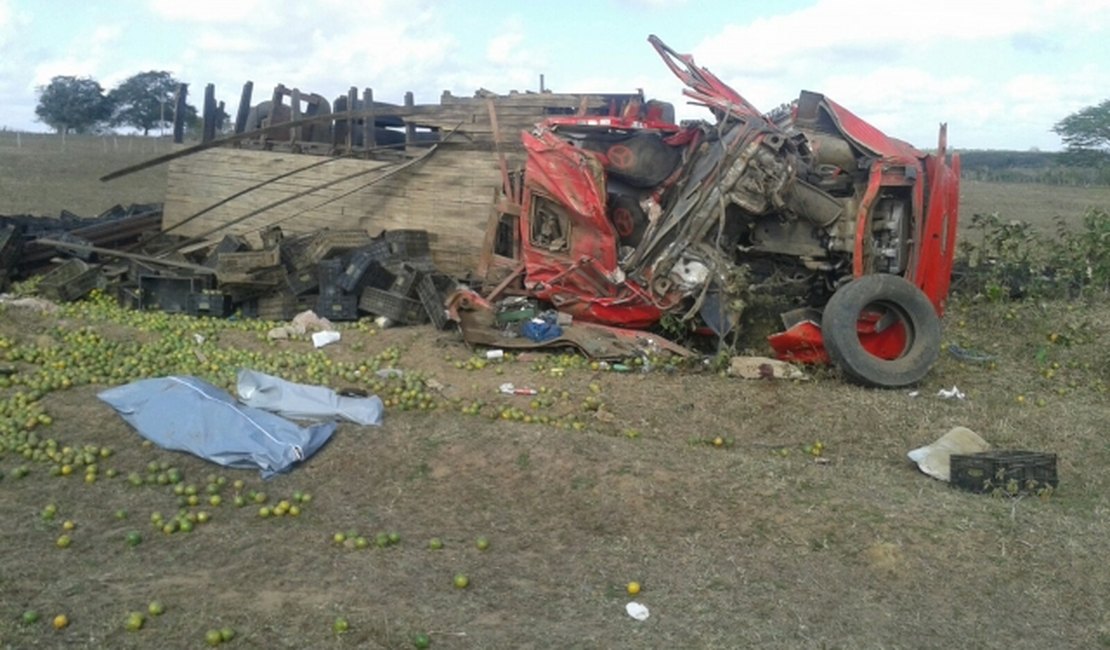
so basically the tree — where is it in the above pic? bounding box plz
[1053,99,1110,166]
[108,71,197,136]
[34,76,113,134]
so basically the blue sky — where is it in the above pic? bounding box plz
[1,0,1108,150]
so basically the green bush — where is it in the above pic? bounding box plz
[954,208,1110,300]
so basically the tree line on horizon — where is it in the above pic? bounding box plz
[34,71,202,136]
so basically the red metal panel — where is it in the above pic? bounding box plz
[912,151,960,315]
[818,96,922,162]
[517,130,664,329]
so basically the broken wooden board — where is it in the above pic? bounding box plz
[163,147,496,277]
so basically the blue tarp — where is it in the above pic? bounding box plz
[98,375,336,478]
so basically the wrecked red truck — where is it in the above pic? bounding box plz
[486,35,960,388]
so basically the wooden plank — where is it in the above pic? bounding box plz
[34,238,216,274]
[404,91,415,145]
[234,81,253,134]
[172,83,187,144]
[363,88,375,150]
[344,86,356,151]
[202,84,217,143]
[290,88,302,144]
[164,148,498,276]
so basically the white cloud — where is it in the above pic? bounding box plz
[615,0,689,7]
[457,16,550,93]
[487,31,524,66]
[148,0,268,23]
[32,57,99,87]
[195,32,264,54]
[29,22,133,91]
[0,0,11,36]
[90,24,123,47]
[136,0,458,116]
[695,0,1110,80]
[0,0,29,48]
[682,0,1110,148]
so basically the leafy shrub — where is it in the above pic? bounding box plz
[954,208,1110,300]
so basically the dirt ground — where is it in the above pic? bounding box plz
[0,290,1108,649]
[1,138,1108,647]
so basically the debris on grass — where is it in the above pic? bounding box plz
[625,602,650,621]
[907,426,990,481]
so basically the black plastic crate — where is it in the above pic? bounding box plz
[431,273,459,295]
[285,264,319,295]
[360,261,396,291]
[407,255,438,273]
[280,233,314,269]
[138,274,210,313]
[127,259,160,283]
[359,287,427,324]
[188,292,233,318]
[204,234,247,268]
[385,261,420,297]
[215,247,281,274]
[296,229,374,268]
[253,293,300,321]
[950,450,1058,494]
[316,293,359,321]
[114,284,140,310]
[385,229,430,258]
[316,258,344,293]
[416,274,450,330]
[337,240,391,292]
[38,259,100,302]
[0,225,22,270]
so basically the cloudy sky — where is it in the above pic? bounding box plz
[1,0,1108,150]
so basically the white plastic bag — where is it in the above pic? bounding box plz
[236,369,383,426]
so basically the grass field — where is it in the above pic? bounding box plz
[0,133,1108,648]
[960,179,1110,231]
[0,132,170,216]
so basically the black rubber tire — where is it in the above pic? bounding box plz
[607,194,648,247]
[821,274,941,388]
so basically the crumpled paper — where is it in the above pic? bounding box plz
[936,386,966,400]
[625,602,650,621]
[907,426,990,481]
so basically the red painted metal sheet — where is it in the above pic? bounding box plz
[817,95,922,162]
[517,130,664,329]
[648,34,766,122]
[769,320,829,364]
[767,311,909,364]
[912,152,960,315]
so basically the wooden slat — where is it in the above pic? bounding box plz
[164,147,501,276]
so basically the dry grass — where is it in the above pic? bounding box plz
[0,292,1107,648]
[959,179,1110,231]
[0,140,1108,647]
[0,132,170,216]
